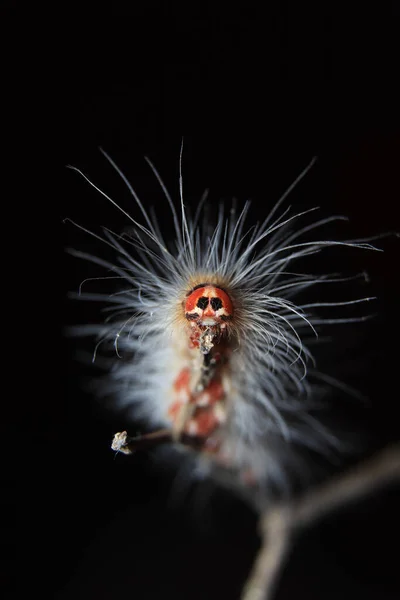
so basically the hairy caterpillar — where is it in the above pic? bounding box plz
[67,148,383,502]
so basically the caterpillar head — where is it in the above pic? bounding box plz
[185,284,234,327]
[184,284,234,353]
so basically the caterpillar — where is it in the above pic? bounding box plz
[67,147,383,503]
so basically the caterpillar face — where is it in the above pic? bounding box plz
[184,284,234,329]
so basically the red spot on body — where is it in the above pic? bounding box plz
[185,407,220,437]
[168,400,184,420]
[173,368,190,392]
[188,330,200,349]
[169,368,191,420]
[204,379,224,403]
[193,378,224,406]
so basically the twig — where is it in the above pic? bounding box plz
[111,429,172,454]
[241,444,400,600]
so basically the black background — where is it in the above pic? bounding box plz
[5,4,400,600]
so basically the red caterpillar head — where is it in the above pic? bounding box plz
[184,284,234,329]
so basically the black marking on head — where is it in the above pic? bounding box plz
[185,313,199,321]
[220,315,233,321]
[210,297,223,311]
[197,297,209,310]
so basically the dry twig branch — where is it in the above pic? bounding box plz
[111,429,172,454]
[112,431,399,599]
[241,444,400,600]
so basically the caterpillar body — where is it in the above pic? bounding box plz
[68,150,381,500]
